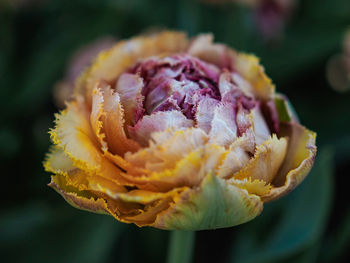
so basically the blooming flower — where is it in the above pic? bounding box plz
[44,31,316,230]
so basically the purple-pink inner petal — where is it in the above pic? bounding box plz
[114,53,278,142]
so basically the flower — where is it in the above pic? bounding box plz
[326,30,350,93]
[44,31,316,230]
[202,0,296,40]
[253,0,295,40]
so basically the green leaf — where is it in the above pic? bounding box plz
[275,96,292,122]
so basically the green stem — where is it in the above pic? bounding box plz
[166,231,195,263]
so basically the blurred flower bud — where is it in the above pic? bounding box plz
[327,30,350,93]
[54,37,116,108]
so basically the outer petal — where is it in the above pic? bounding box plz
[49,174,140,224]
[114,187,187,205]
[50,99,131,185]
[48,175,111,216]
[76,31,188,105]
[262,122,317,202]
[49,100,102,172]
[44,146,89,191]
[45,147,127,193]
[152,173,263,230]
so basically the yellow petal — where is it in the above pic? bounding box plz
[121,198,173,226]
[49,174,133,224]
[44,146,75,174]
[233,52,275,100]
[49,101,131,186]
[115,187,187,205]
[234,134,288,183]
[76,31,188,105]
[262,123,317,202]
[44,147,89,191]
[48,175,111,216]
[45,146,127,192]
[49,100,101,172]
[228,178,272,196]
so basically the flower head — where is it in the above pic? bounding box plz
[44,31,316,230]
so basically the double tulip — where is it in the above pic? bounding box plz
[44,31,316,230]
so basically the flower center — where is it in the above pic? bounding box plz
[129,54,223,120]
[123,54,276,144]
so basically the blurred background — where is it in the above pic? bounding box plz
[0,0,349,262]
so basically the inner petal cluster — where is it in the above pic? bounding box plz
[119,54,272,149]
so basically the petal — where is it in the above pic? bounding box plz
[119,143,227,192]
[187,34,234,69]
[218,71,255,99]
[44,146,75,173]
[216,136,252,178]
[234,134,288,183]
[262,123,317,202]
[115,73,144,126]
[128,110,194,146]
[233,53,275,100]
[125,128,208,172]
[208,102,237,147]
[228,178,272,196]
[49,100,102,172]
[49,100,131,185]
[76,31,188,105]
[250,106,271,145]
[44,147,89,191]
[121,198,173,226]
[91,81,141,156]
[48,175,111,216]
[195,97,219,133]
[45,146,127,192]
[49,175,133,224]
[113,187,187,205]
[153,173,263,230]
